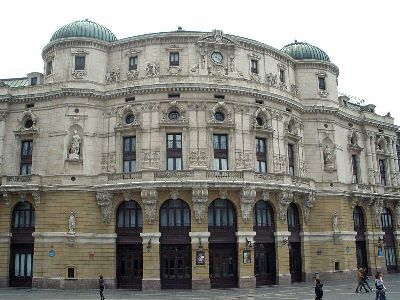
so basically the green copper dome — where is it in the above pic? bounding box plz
[50,19,117,43]
[281,41,330,62]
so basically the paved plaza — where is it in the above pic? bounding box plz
[1,274,400,300]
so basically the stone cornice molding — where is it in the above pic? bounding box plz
[296,61,339,77]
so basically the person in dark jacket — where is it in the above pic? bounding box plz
[99,275,105,300]
[315,278,324,300]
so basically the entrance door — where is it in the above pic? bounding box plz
[9,244,33,287]
[116,244,143,289]
[255,243,276,286]
[209,243,237,288]
[160,244,191,289]
[356,241,368,270]
[289,242,302,283]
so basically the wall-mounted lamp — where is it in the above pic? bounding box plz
[246,237,253,248]
[282,237,288,246]
[147,238,152,253]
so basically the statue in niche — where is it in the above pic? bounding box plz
[332,211,339,232]
[69,130,81,160]
[323,145,335,169]
[68,211,76,234]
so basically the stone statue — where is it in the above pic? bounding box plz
[332,211,339,232]
[68,211,76,234]
[323,145,335,168]
[69,130,81,160]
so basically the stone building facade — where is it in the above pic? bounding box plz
[0,20,399,290]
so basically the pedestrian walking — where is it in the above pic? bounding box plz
[314,278,324,300]
[355,268,369,293]
[99,274,106,300]
[375,272,386,300]
[362,268,373,292]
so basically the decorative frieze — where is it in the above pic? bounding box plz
[299,160,307,177]
[189,149,208,168]
[192,188,208,223]
[71,70,87,79]
[141,150,160,169]
[290,84,300,97]
[278,190,293,223]
[105,68,120,83]
[240,188,256,222]
[96,191,113,224]
[101,153,116,172]
[126,70,139,80]
[141,189,158,224]
[168,66,182,75]
[273,154,286,173]
[145,62,160,77]
[235,150,252,169]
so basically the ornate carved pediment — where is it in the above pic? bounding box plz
[252,107,273,131]
[96,191,113,224]
[192,188,208,223]
[160,100,188,126]
[14,110,39,137]
[208,102,234,126]
[141,189,158,224]
[115,104,141,130]
[197,30,237,46]
[278,190,293,223]
[240,187,256,222]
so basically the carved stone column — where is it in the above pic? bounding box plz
[141,189,158,224]
[278,190,293,224]
[192,188,208,223]
[372,198,384,228]
[370,135,379,184]
[96,191,113,224]
[303,191,316,225]
[365,133,375,184]
[140,232,162,290]
[389,139,398,186]
[189,232,211,289]
[392,138,400,185]
[240,187,256,223]
[236,231,256,288]
[0,111,7,175]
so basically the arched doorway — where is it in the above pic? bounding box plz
[253,200,276,286]
[116,200,143,289]
[381,207,398,273]
[287,203,302,283]
[353,206,368,271]
[9,201,35,287]
[159,199,191,289]
[208,198,238,288]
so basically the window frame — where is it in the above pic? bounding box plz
[20,140,33,175]
[318,76,326,90]
[169,52,180,67]
[379,158,387,186]
[288,143,295,176]
[251,59,259,74]
[46,61,53,76]
[74,55,86,71]
[123,136,136,173]
[256,138,267,173]
[351,154,359,183]
[128,55,138,71]
[166,133,182,170]
[213,134,229,170]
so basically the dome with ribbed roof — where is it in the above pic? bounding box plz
[50,19,117,43]
[281,41,330,62]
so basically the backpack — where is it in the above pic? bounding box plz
[375,280,383,290]
[316,284,323,296]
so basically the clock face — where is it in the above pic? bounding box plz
[211,52,223,64]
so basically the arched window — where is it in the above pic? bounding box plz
[116,201,142,232]
[353,206,365,231]
[160,199,190,229]
[208,199,236,229]
[381,207,393,230]
[12,201,35,230]
[287,203,300,231]
[253,200,274,229]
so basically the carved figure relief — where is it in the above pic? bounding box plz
[32,191,41,207]
[240,188,256,222]
[332,211,339,232]
[168,66,182,75]
[278,190,293,223]
[68,130,81,160]
[373,198,384,228]
[141,150,160,169]
[235,150,252,169]
[72,70,87,79]
[189,149,207,168]
[376,136,387,152]
[68,211,76,234]
[285,116,300,136]
[303,192,316,224]
[273,154,286,173]
[141,189,158,224]
[192,188,208,223]
[105,68,120,83]
[96,191,113,224]
[290,84,300,97]
[145,62,160,77]
[266,73,277,87]
[126,70,139,80]
[323,145,335,169]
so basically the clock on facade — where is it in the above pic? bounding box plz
[211,52,223,64]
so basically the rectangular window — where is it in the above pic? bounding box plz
[279,69,285,83]
[256,138,267,173]
[46,61,53,76]
[67,267,75,278]
[213,134,228,170]
[166,133,182,170]
[351,155,358,183]
[288,143,295,176]
[123,137,136,173]
[20,140,33,175]
[379,159,387,186]
[129,56,138,71]
[169,52,179,67]
[251,59,258,74]
[75,56,86,71]
[30,77,37,86]
[318,76,326,90]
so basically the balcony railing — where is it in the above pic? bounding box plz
[206,170,243,179]
[154,170,194,178]
[7,175,32,182]
[107,172,142,181]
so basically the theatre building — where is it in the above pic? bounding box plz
[1,20,400,289]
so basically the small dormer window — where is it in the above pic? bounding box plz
[75,56,85,71]
[30,77,37,86]
[46,61,53,76]
[129,56,138,71]
[318,76,326,90]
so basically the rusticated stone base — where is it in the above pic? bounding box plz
[238,276,256,288]
[277,274,291,285]
[32,277,115,289]
[0,277,8,287]
[142,278,161,290]
[192,278,210,289]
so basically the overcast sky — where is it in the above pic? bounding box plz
[1,0,399,125]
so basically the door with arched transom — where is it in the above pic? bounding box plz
[353,206,368,272]
[381,207,398,273]
[287,203,302,283]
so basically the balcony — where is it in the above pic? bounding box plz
[206,170,243,179]
[107,172,142,181]
[154,170,194,178]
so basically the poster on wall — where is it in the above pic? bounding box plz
[196,250,205,265]
[243,250,251,264]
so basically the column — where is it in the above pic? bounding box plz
[387,139,396,186]
[390,138,399,186]
[370,135,379,184]
[236,231,256,288]
[365,133,375,184]
[140,232,161,290]
[274,231,291,285]
[0,112,7,175]
[189,232,210,289]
